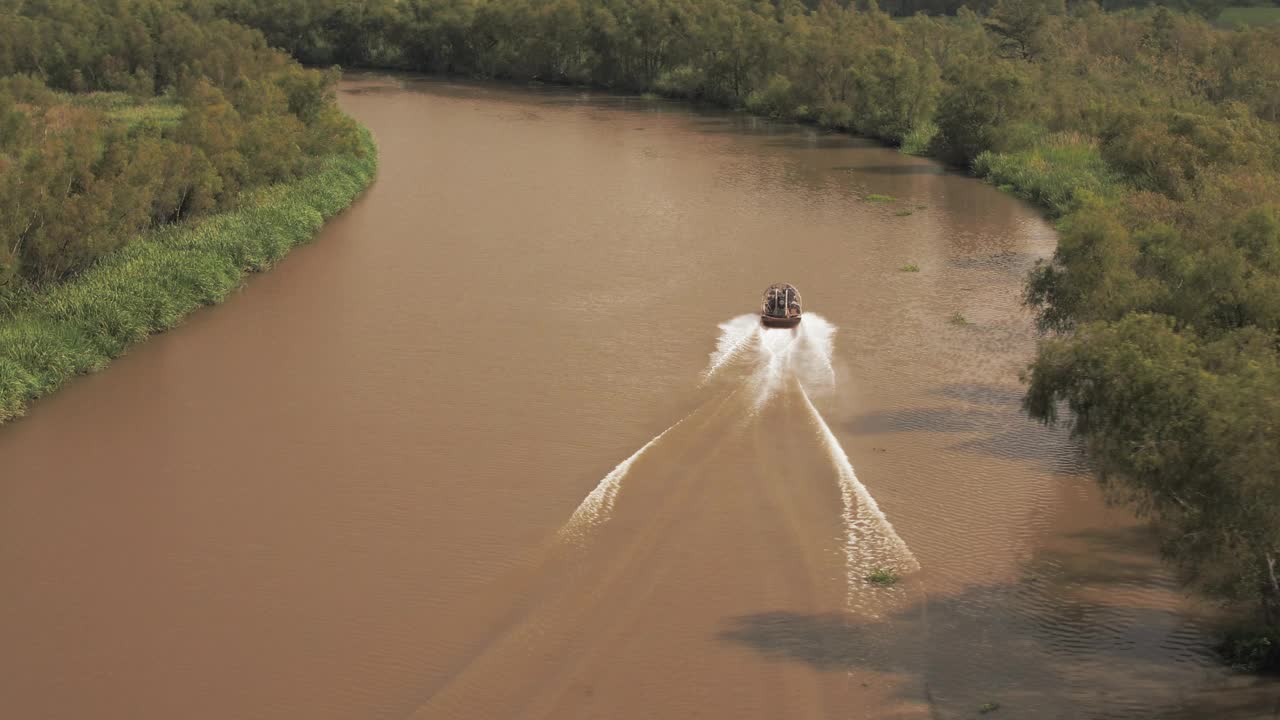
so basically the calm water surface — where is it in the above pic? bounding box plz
[2,73,1274,719]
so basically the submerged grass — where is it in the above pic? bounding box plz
[0,128,377,424]
[866,567,900,585]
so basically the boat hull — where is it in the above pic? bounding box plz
[761,314,801,328]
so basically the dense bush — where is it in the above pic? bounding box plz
[0,0,374,421]
[0,0,356,285]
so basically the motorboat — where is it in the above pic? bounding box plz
[761,283,802,328]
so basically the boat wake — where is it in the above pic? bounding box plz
[407,315,920,718]
[703,313,836,412]
[557,416,691,544]
[560,313,918,600]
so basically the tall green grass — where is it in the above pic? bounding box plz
[900,119,938,156]
[972,132,1123,217]
[0,128,377,423]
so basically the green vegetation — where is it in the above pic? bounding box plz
[949,312,970,326]
[0,132,376,422]
[68,92,186,131]
[0,1,374,421]
[896,209,914,217]
[867,194,896,203]
[1216,6,1280,27]
[865,567,901,585]
[901,120,939,156]
[1220,625,1279,671]
[979,701,1002,714]
[0,0,365,286]
[972,133,1122,218]
[901,263,921,272]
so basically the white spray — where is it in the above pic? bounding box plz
[703,313,837,412]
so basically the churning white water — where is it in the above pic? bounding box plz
[703,314,837,411]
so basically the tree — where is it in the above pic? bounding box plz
[983,0,1062,61]
[848,44,941,142]
[931,57,1032,165]
[1026,317,1280,633]
[175,79,245,207]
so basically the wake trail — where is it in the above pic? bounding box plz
[799,384,920,606]
[557,416,690,545]
[407,392,746,719]
[556,312,918,597]
[406,314,923,716]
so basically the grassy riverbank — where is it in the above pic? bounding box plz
[1,0,381,423]
[0,129,377,424]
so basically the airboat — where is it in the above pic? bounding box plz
[761,283,802,328]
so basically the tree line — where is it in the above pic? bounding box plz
[216,0,1280,666]
[0,0,361,288]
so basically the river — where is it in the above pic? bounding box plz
[1,73,1272,719]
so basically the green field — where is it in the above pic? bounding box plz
[67,91,185,129]
[1216,6,1280,27]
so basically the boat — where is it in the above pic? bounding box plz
[761,283,802,328]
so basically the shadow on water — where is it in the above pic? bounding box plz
[929,383,1027,408]
[952,429,1087,473]
[846,384,1089,474]
[717,523,1279,719]
[847,406,1013,435]
[944,250,1041,272]
[831,163,949,176]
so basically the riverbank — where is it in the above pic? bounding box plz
[0,127,377,424]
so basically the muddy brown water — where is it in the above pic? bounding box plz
[1,74,1274,719]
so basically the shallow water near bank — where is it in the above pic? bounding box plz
[0,73,1272,719]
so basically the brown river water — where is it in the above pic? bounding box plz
[2,73,1276,719]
